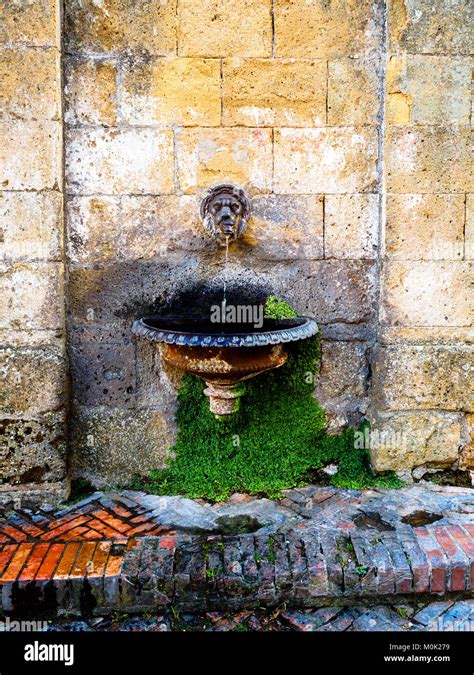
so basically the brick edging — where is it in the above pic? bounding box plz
[1,524,472,616]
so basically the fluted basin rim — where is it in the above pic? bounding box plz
[132,316,318,348]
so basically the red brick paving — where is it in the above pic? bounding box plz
[433,525,470,592]
[88,541,112,578]
[0,493,172,587]
[54,542,81,580]
[71,542,97,577]
[36,543,65,581]
[2,543,35,582]
[416,526,448,593]
[0,545,18,577]
[18,542,49,582]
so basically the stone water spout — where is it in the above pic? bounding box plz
[132,186,318,416]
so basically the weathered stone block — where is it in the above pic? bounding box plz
[222,58,326,127]
[459,414,474,471]
[64,58,117,126]
[0,413,67,485]
[0,347,67,416]
[316,341,369,430]
[0,328,64,351]
[248,195,324,261]
[328,58,381,126]
[176,128,273,194]
[466,194,474,262]
[66,128,174,195]
[324,194,378,259]
[385,194,465,261]
[67,263,151,325]
[387,55,472,126]
[274,128,378,194]
[389,0,473,55]
[177,0,272,57]
[386,93,411,126]
[0,47,59,120]
[318,342,369,401]
[369,412,463,471]
[119,195,208,259]
[66,196,119,264]
[386,127,473,194]
[373,345,473,412]
[135,339,182,410]
[0,262,64,332]
[274,0,382,58]
[65,0,177,55]
[319,323,376,342]
[0,482,67,509]
[0,121,61,190]
[67,259,201,325]
[0,192,62,262]
[0,0,58,47]
[71,407,176,486]
[69,256,374,334]
[381,261,472,327]
[121,57,221,126]
[272,260,377,324]
[70,333,136,407]
[69,321,131,345]
[379,326,474,346]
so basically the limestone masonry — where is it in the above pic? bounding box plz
[0,0,472,504]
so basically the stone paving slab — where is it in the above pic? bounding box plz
[0,486,473,617]
[8,599,469,632]
[4,599,471,632]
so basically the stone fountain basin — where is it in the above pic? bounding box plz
[132,316,318,415]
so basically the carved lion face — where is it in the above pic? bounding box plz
[200,185,250,243]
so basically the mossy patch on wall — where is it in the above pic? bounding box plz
[138,297,401,501]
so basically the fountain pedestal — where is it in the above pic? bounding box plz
[203,382,244,416]
[162,342,288,417]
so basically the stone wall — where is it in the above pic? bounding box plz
[0,0,472,499]
[369,0,473,473]
[0,0,68,506]
[63,0,386,487]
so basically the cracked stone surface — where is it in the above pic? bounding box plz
[135,492,297,534]
[41,599,474,632]
[136,495,219,534]
[280,483,474,529]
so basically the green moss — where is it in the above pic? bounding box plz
[263,295,298,319]
[267,537,276,564]
[137,296,402,501]
[355,565,369,577]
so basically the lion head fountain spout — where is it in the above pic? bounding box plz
[200,184,250,244]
